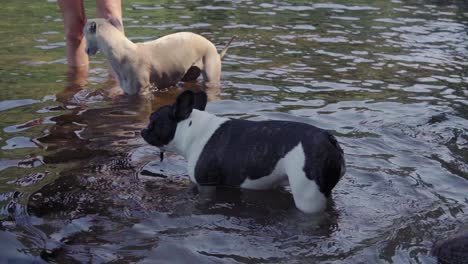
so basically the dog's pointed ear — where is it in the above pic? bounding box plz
[107,18,123,32]
[193,91,208,111]
[173,90,194,121]
[89,21,97,34]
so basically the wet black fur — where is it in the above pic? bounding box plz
[194,119,344,196]
[431,232,468,264]
[142,91,345,197]
[141,91,207,147]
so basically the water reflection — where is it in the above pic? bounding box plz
[54,66,88,105]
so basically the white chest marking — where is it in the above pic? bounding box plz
[167,110,227,182]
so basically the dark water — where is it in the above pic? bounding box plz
[1,0,467,263]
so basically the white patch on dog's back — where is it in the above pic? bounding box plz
[168,110,227,182]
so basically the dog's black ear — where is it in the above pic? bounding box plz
[107,18,123,32]
[89,21,96,34]
[173,90,194,121]
[193,91,208,111]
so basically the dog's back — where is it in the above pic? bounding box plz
[142,91,346,213]
[194,119,345,194]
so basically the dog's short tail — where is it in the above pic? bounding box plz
[219,35,236,60]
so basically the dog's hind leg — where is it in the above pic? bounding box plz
[202,51,222,87]
[284,143,327,213]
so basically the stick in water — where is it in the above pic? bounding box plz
[160,151,164,162]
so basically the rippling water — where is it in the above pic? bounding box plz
[1,0,467,263]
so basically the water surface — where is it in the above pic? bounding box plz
[1,0,467,263]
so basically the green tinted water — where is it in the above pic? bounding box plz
[0,0,467,263]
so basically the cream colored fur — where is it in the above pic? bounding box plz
[84,19,228,95]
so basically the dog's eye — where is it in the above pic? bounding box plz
[89,22,96,34]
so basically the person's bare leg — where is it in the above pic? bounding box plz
[56,66,89,104]
[58,0,88,67]
[96,0,124,83]
[96,0,123,32]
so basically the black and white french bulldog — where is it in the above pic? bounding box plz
[141,91,346,213]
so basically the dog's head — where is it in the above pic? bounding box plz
[83,18,123,56]
[141,91,208,147]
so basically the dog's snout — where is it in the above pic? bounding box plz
[141,128,147,135]
[86,46,98,56]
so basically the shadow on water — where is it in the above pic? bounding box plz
[21,68,341,263]
[2,63,340,263]
[10,63,272,262]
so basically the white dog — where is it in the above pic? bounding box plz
[84,18,234,95]
[141,91,346,213]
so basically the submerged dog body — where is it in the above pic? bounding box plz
[84,19,232,95]
[141,91,346,213]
